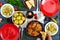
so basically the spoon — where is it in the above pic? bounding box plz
[14,18,27,40]
[20,19,27,40]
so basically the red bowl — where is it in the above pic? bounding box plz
[1,23,20,40]
[40,0,59,17]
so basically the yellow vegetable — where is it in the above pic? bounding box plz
[14,20,18,24]
[13,17,16,20]
[22,17,25,21]
[17,16,21,20]
[13,12,26,25]
[19,13,23,16]
[14,12,18,17]
[19,20,23,25]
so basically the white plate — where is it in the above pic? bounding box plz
[45,22,58,36]
[1,4,14,18]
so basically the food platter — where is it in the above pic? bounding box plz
[45,22,58,36]
[1,4,14,18]
[27,20,43,37]
[0,0,60,40]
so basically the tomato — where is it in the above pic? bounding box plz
[34,14,37,19]
[1,23,20,40]
[14,7,18,11]
[40,0,59,17]
[0,2,3,7]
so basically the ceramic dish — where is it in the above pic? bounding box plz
[26,20,43,37]
[45,22,58,36]
[12,11,26,25]
[1,4,14,18]
[1,23,20,40]
[40,0,59,17]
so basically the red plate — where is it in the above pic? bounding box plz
[1,23,20,40]
[59,2,60,10]
[40,0,59,17]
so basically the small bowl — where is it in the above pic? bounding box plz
[1,23,20,40]
[45,22,58,36]
[26,20,43,37]
[1,4,14,18]
[26,11,34,19]
[40,0,59,17]
[12,11,26,26]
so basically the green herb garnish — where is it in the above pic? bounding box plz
[6,0,24,10]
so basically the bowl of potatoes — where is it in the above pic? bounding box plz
[12,11,26,25]
[1,4,14,18]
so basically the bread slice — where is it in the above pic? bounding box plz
[29,0,35,7]
[25,1,32,9]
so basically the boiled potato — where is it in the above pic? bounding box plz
[14,20,19,24]
[14,12,18,17]
[18,20,23,25]
[13,17,16,21]
[22,17,25,21]
[2,5,13,16]
[19,13,23,16]
[17,16,21,20]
